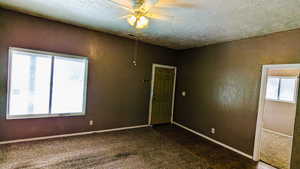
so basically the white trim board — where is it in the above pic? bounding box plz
[148,64,177,125]
[0,124,150,145]
[262,128,293,138]
[172,121,253,160]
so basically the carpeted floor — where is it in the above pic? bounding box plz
[260,129,292,169]
[0,124,276,169]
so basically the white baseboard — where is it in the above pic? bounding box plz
[1,121,254,160]
[172,121,253,160]
[0,124,150,145]
[262,128,293,138]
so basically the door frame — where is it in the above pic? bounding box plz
[148,64,177,125]
[253,63,300,162]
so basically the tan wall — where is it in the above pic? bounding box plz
[263,100,296,136]
[262,69,299,136]
[268,69,300,77]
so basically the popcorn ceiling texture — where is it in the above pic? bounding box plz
[0,0,300,49]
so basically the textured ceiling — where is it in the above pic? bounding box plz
[1,0,300,49]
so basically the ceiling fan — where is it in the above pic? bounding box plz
[104,0,195,67]
[106,0,195,29]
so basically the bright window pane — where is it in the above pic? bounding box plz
[51,56,87,114]
[9,51,52,115]
[266,77,279,100]
[279,78,297,102]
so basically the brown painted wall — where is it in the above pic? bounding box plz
[174,28,300,158]
[0,8,176,142]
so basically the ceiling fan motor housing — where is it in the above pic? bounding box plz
[133,0,145,9]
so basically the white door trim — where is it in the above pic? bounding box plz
[253,63,300,161]
[148,64,177,125]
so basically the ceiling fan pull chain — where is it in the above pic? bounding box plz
[133,36,139,66]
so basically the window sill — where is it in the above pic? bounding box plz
[265,98,296,104]
[6,113,86,120]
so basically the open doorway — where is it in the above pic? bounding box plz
[148,64,176,125]
[254,64,300,169]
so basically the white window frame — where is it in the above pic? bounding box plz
[6,47,89,120]
[266,76,298,103]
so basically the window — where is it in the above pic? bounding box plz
[265,76,298,103]
[7,48,88,119]
[266,77,280,100]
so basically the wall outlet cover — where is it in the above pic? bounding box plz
[89,120,94,126]
[211,128,215,134]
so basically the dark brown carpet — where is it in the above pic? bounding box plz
[0,124,275,169]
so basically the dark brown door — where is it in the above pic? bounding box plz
[151,66,175,125]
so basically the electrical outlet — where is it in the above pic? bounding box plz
[211,128,215,134]
[89,120,94,126]
[182,91,186,96]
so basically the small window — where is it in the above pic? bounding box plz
[266,77,280,100]
[7,48,88,119]
[265,76,298,103]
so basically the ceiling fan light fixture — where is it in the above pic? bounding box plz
[127,15,137,26]
[136,16,149,29]
[127,14,149,29]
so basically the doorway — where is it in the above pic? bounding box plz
[149,64,176,125]
[254,64,300,169]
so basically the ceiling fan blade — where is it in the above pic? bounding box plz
[145,12,172,21]
[154,0,198,8]
[118,15,131,19]
[105,0,134,12]
[141,0,157,11]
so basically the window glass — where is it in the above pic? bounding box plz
[266,77,280,100]
[9,51,52,115]
[279,78,297,102]
[7,48,88,119]
[51,56,87,114]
